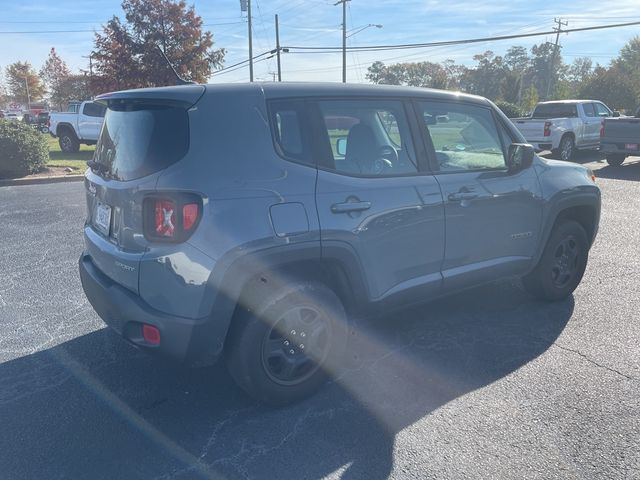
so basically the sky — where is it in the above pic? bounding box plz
[0,0,639,85]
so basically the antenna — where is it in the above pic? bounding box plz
[155,45,195,85]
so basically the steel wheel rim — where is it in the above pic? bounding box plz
[261,305,330,386]
[551,235,579,288]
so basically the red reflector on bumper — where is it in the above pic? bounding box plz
[143,324,161,345]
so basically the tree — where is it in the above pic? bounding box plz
[40,48,71,110]
[92,0,225,92]
[521,85,539,113]
[528,43,567,100]
[366,61,450,89]
[462,51,505,99]
[613,36,640,97]
[579,66,637,112]
[5,62,45,106]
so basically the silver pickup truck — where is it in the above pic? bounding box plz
[513,100,618,161]
[600,107,640,166]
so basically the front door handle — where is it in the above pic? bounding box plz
[331,200,372,214]
[448,192,478,202]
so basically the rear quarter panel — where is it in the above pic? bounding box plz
[141,85,321,319]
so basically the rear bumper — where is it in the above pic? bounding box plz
[600,142,636,155]
[79,253,227,365]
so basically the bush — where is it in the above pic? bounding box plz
[0,120,48,178]
[495,100,524,119]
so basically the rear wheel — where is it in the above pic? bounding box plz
[606,154,626,167]
[557,135,575,161]
[522,220,589,301]
[59,130,80,153]
[225,282,348,406]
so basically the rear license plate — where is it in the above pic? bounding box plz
[625,143,638,150]
[94,203,112,235]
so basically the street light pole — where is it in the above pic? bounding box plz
[346,23,383,38]
[240,0,253,82]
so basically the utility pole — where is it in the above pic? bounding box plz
[24,77,31,111]
[545,17,568,100]
[334,0,350,83]
[240,0,253,81]
[275,14,282,81]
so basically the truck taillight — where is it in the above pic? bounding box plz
[144,194,202,242]
[543,121,552,137]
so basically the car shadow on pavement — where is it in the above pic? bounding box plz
[0,281,573,480]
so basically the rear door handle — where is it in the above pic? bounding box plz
[331,201,372,213]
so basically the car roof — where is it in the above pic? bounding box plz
[537,100,601,105]
[202,81,490,105]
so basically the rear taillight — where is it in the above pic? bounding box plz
[144,194,202,242]
[543,121,552,137]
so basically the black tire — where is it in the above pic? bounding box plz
[225,282,349,406]
[58,130,80,153]
[606,154,626,167]
[522,220,589,301]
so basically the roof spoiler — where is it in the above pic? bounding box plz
[95,84,206,109]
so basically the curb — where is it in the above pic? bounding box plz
[0,175,85,187]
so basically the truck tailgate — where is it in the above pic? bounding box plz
[603,118,640,141]
[513,119,546,141]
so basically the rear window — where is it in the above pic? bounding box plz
[531,103,578,119]
[94,104,189,181]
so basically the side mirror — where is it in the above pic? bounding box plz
[336,137,347,157]
[507,143,535,172]
[612,111,621,117]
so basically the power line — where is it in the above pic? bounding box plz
[282,20,640,53]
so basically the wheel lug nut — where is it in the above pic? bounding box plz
[300,332,306,338]
[289,349,295,355]
[290,330,297,336]
[299,344,305,349]
[283,340,290,346]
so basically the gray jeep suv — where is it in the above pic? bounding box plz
[79,83,600,405]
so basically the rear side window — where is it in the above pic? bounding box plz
[83,102,106,117]
[269,101,313,166]
[532,103,578,119]
[94,104,189,181]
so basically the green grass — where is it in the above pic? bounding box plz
[46,136,94,173]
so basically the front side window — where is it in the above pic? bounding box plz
[594,103,611,117]
[418,101,506,172]
[582,103,596,117]
[316,100,418,176]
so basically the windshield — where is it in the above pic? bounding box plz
[93,104,189,181]
[532,103,578,119]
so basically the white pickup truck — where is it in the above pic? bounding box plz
[49,101,106,153]
[513,100,618,161]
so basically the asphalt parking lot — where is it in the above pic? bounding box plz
[0,153,638,480]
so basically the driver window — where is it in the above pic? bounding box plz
[317,100,418,176]
[418,101,506,172]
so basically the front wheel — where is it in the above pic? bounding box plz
[225,282,348,406]
[522,220,589,301]
[606,154,626,167]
